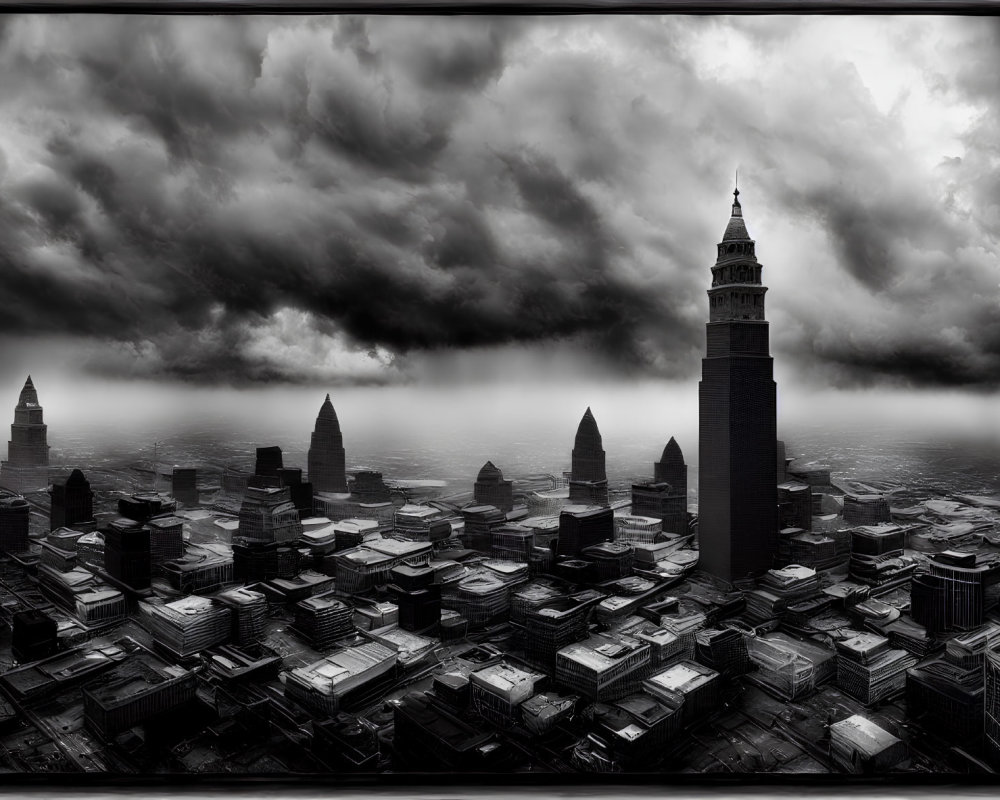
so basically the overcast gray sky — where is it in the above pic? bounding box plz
[0,14,998,395]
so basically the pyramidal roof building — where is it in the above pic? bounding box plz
[569,407,609,506]
[0,376,51,493]
[308,394,348,493]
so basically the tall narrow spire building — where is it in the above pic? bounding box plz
[308,394,348,493]
[698,187,778,583]
[0,376,51,493]
[569,407,609,506]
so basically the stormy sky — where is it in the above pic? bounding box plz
[0,14,999,396]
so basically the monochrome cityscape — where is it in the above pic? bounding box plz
[0,184,997,777]
[0,12,998,781]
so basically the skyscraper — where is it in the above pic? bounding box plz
[50,469,95,531]
[568,407,608,505]
[308,394,348,493]
[698,186,778,584]
[0,376,50,493]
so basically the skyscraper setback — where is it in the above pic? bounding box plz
[308,394,348,493]
[698,187,778,584]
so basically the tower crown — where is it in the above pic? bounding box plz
[659,436,685,466]
[574,407,603,449]
[17,376,39,408]
[709,183,767,322]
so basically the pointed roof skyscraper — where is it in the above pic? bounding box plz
[308,394,347,493]
[570,407,606,487]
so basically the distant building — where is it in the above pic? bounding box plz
[569,408,608,506]
[277,467,314,516]
[0,491,30,555]
[0,376,50,493]
[349,471,391,504]
[778,482,812,531]
[631,481,687,535]
[49,469,95,532]
[236,486,302,545]
[474,461,514,513]
[254,446,284,484]
[461,504,507,553]
[698,187,778,584]
[171,467,199,507]
[308,394,348,493]
[842,493,892,526]
[103,518,152,591]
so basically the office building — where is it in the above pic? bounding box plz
[555,632,652,701]
[910,550,997,633]
[631,480,688,536]
[140,596,232,658]
[277,467,315,516]
[308,394,348,493]
[836,633,916,705]
[829,715,908,774]
[462,504,507,553]
[284,642,397,716]
[294,592,355,649]
[161,543,234,593]
[469,662,544,727]
[568,408,608,505]
[216,587,268,647]
[171,467,199,507]
[491,523,535,563]
[147,515,185,567]
[843,493,892,526]
[644,660,720,724]
[103,518,151,591]
[394,504,451,542]
[330,538,432,594]
[236,486,303,545]
[254,445,284,482]
[778,482,812,532]
[83,651,197,740]
[0,491,30,554]
[698,187,778,584]
[557,504,614,559]
[389,564,441,632]
[50,469,95,531]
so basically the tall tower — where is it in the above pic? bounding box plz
[698,186,778,584]
[568,407,608,505]
[0,376,51,493]
[308,394,348,493]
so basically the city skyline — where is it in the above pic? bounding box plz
[0,12,999,780]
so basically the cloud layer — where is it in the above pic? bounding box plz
[0,15,997,389]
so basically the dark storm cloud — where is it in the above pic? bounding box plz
[0,15,996,390]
